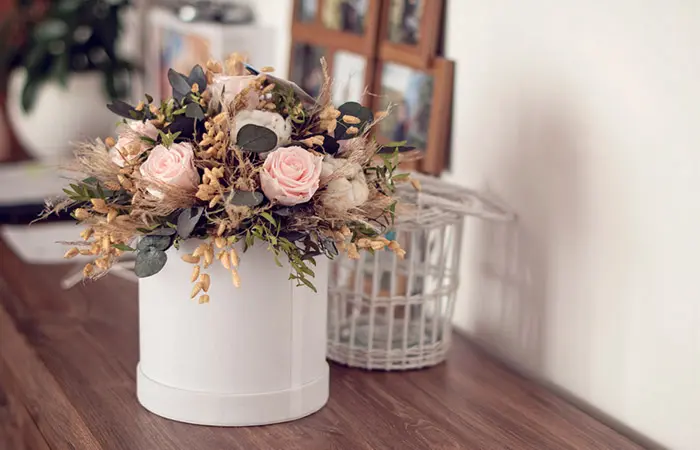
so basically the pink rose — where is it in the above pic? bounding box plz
[139,143,199,198]
[260,146,323,206]
[109,121,159,167]
[211,74,260,109]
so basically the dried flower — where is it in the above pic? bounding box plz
[182,254,200,264]
[191,265,201,282]
[231,269,241,287]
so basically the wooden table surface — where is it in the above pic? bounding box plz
[0,238,643,450]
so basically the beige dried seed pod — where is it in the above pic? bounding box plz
[64,247,79,259]
[198,294,210,304]
[104,136,116,147]
[190,282,204,299]
[214,237,226,249]
[80,227,94,241]
[229,248,239,267]
[219,252,231,270]
[209,195,221,209]
[217,221,227,236]
[79,249,92,256]
[193,245,206,257]
[107,208,118,223]
[83,263,94,277]
[200,273,211,292]
[101,236,111,253]
[213,112,228,125]
[190,265,200,282]
[347,243,360,260]
[195,191,212,202]
[231,269,241,288]
[134,101,144,111]
[388,240,401,251]
[342,115,361,124]
[345,126,359,135]
[260,66,275,72]
[356,238,371,249]
[204,247,214,267]
[264,103,276,111]
[74,208,90,220]
[395,248,407,259]
[370,240,386,251]
[181,254,201,264]
[340,225,351,237]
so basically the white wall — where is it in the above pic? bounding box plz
[444,1,700,449]
[231,1,699,447]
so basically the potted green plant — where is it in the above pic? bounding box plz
[0,0,133,161]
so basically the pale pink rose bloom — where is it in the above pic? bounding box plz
[260,146,323,206]
[109,121,159,167]
[211,74,260,109]
[139,143,199,198]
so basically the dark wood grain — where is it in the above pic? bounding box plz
[0,237,644,450]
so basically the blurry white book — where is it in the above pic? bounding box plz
[0,161,70,206]
[1,222,88,264]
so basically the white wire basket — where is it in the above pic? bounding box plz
[327,173,514,370]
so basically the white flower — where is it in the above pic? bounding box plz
[232,110,292,150]
[320,156,369,212]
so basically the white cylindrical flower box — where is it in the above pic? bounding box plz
[137,240,329,426]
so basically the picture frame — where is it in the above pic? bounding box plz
[146,7,277,101]
[378,0,444,68]
[291,0,382,56]
[288,40,376,106]
[372,57,453,175]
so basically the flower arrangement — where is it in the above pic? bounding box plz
[44,53,416,302]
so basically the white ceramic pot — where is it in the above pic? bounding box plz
[137,240,330,426]
[7,69,116,162]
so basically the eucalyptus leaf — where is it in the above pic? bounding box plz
[176,207,204,239]
[228,190,265,207]
[237,124,278,153]
[185,103,205,120]
[148,227,177,236]
[168,68,191,100]
[137,235,173,252]
[134,247,167,278]
[166,114,196,140]
[187,65,207,91]
[107,100,138,119]
[335,102,373,140]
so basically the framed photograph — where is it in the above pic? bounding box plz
[373,58,453,175]
[296,0,318,23]
[289,42,328,99]
[379,0,444,68]
[331,50,373,105]
[291,0,381,55]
